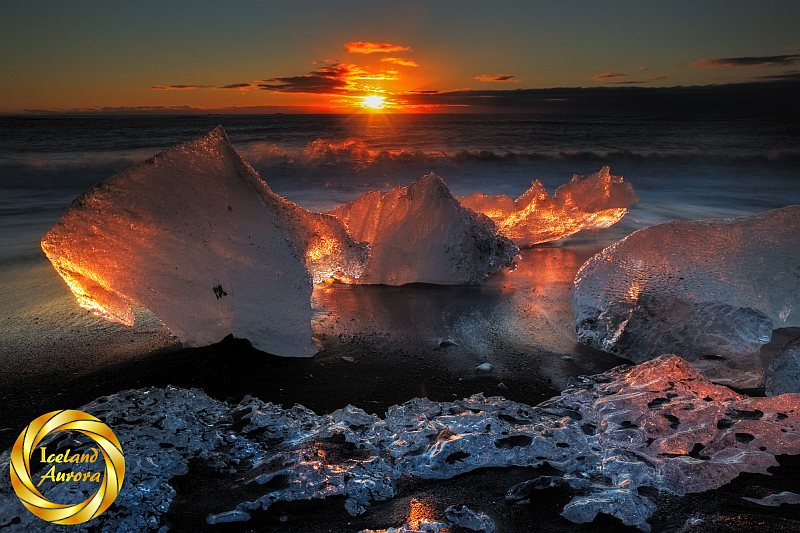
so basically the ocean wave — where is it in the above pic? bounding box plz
[239,139,800,168]
[1,138,798,190]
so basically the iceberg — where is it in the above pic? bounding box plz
[2,356,797,532]
[41,127,366,356]
[460,166,638,246]
[329,173,518,285]
[573,205,800,388]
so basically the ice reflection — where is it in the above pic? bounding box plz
[313,246,624,386]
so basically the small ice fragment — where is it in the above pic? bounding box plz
[460,166,637,246]
[206,510,251,524]
[444,505,496,532]
[475,363,494,373]
[742,491,800,507]
[438,338,458,348]
[562,356,573,361]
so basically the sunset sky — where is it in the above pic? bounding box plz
[2,0,799,113]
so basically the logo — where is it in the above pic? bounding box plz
[9,410,125,525]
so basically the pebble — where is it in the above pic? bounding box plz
[476,363,494,373]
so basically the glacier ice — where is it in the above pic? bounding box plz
[329,173,518,285]
[1,355,797,532]
[460,166,638,246]
[767,337,800,396]
[573,205,800,388]
[41,127,366,356]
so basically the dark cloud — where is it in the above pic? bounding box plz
[474,74,518,82]
[258,64,356,94]
[217,83,255,90]
[257,63,397,94]
[612,75,668,85]
[752,70,800,80]
[149,84,212,90]
[692,54,800,68]
[398,78,800,116]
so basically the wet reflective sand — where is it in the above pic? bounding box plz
[0,243,625,450]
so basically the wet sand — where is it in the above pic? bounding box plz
[1,243,799,531]
[0,244,624,447]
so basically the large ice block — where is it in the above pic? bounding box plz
[573,205,800,387]
[41,127,366,356]
[460,166,638,246]
[330,173,518,285]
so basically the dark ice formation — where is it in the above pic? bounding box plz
[767,337,800,396]
[573,206,800,388]
[1,356,797,531]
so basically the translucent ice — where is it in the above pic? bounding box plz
[2,356,797,532]
[41,127,366,356]
[460,166,638,246]
[330,173,518,285]
[573,206,800,387]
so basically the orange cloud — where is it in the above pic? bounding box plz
[591,72,626,81]
[380,57,419,67]
[474,74,518,82]
[345,41,411,54]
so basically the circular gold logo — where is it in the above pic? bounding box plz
[9,410,125,525]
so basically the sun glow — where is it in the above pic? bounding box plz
[361,95,385,109]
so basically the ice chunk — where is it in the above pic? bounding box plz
[573,206,800,388]
[767,337,800,396]
[2,356,796,532]
[742,491,800,507]
[460,166,637,246]
[206,510,251,524]
[444,505,496,532]
[41,127,366,356]
[330,173,518,285]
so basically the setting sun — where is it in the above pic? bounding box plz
[361,95,385,109]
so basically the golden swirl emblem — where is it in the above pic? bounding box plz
[9,410,125,524]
